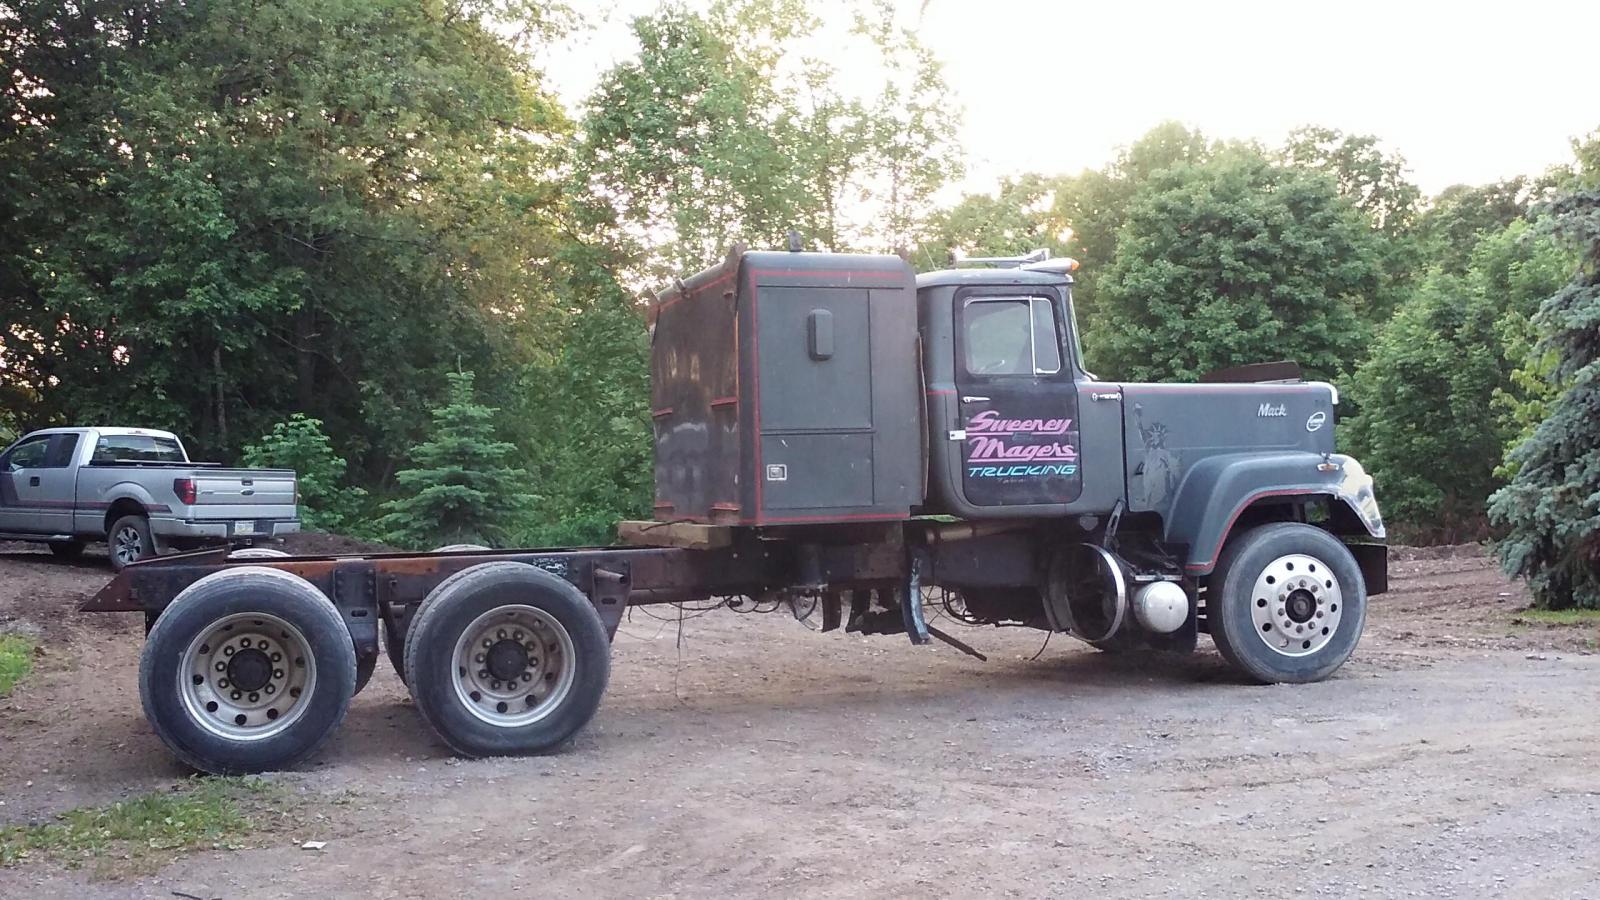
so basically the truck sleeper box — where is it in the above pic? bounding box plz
[649,248,922,525]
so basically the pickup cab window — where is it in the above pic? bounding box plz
[94,434,184,463]
[4,436,50,470]
[964,296,1061,376]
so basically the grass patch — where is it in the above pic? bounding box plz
[0,778,286,872]
[1516,608,1600,626]
[0,633,35,697]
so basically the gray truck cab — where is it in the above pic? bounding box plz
[916,258,1382,577]
[650,245,1385,680]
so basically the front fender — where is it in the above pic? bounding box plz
[1165,452,1384,575]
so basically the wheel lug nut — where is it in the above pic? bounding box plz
[513,631,523,641]
[248,692,260,702]
[219,679,230,688]
[265,684,276,694]
[231,690,242,700]
[215,662,226,672]
[476,654,485,663]
[479,669,490,680]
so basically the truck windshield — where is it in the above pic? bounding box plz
[94,434,185,463]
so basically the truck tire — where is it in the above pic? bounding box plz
[1206,523,1366,684]
[139,566,357,774]
[49,540,86,560]
[109,514,155,571]
[403,561,610,758]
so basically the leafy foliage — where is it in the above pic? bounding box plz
[0,0,578,475]
[1345,218,1574,538]
[1090,147,1379,382]
[378,372,533,549]
[242,416,367,533]
[579,0,961,278]
[1489,190,1600,609]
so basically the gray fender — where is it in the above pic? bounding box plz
[1164,452,1384,576]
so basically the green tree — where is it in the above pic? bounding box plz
[1481,220,1581,471]
[1488,189,1600,609]
[511,243,653,547]
[378,372,532,549]
[1281,126,1421,235]
[1413,179,1532,274]
[1343,272,1510,539]
[919,173,1073,266]
[0,0,575,477]
[242,415,368,533]
[578,0,962,275]
[1090,148,1380,382]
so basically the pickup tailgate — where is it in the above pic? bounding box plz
[188,468,297,520]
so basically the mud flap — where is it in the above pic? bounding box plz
[901,549,931,645]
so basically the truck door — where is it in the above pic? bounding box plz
[953,293,1083,507]
[0,433,78,534]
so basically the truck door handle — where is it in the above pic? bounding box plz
[960,396,990,403]
[1091,392,1120,402]
[29,476,40,486]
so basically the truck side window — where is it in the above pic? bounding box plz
[44,434,80,468]
[1031,297,1061,374]
[4,436,49,470]
[964,296,1061,376]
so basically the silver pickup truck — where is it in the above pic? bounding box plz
[0,427,299,569]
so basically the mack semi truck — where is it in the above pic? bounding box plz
[83,246,1387,775]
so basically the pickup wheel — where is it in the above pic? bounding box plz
[1206,523,1367,684]
[139,566,357,774]
[109,514,155,571]
[48,540,86,560]
[403,562,610,759]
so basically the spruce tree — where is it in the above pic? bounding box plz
[378,372,532,549]
[1488,190,1600,609]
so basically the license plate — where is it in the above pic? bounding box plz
[234,520,259,535]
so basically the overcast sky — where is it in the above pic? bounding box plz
[545,0,1599,198]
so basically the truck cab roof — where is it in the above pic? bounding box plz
[915,266,1074,290]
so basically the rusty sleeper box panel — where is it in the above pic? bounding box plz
[650,249,922,525]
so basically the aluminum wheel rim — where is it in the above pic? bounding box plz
[451,604,576,728]
[1250,553,1343,657]
[114,525,144,566]
[178,612,316,740]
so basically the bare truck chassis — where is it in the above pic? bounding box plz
[85,521,1033,773]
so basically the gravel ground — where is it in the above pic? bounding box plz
[0,540,1597,898]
